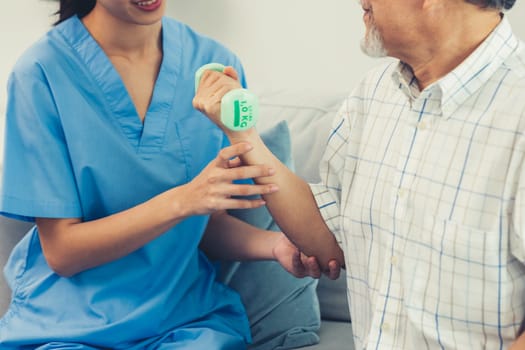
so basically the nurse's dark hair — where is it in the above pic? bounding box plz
[54,0,97,25]
[465,0,516,10]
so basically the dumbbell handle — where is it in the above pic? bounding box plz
[195,63,258,131]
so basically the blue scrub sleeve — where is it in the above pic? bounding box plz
[0,70,82,222]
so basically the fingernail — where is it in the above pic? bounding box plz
[268,168,276,176]
[268,185,279,193]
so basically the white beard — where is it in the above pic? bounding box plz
[361,22,388,58]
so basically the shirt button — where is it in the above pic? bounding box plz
[391,256,398,266]
[381,322,391,332]
[397,188,407,198]
[417,121,428,130]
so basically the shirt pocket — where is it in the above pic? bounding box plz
[401,214,523,343]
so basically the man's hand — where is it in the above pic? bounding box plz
[273,233,341,280]
[193,66,241,131]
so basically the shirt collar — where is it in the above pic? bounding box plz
[392,17,519,119]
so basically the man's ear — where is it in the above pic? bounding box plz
[419,0,449,26]
[421,0,452,12]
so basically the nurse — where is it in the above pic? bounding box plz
[0,0,337,348]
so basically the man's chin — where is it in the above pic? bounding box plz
[360,27,388,58]
[360,39,388,58]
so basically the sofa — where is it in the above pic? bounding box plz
[0,89,354,349]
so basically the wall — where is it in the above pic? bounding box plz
[0,0,524,164]
[0,0,56,165]
[167,0,525,94]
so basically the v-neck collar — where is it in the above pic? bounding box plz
[58,16,181,153]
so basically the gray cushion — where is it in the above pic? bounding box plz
[301,320,355,350]
[316,275,351,322]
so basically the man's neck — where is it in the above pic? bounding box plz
[404,11,502,90]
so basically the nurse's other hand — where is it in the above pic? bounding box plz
[193,66,241,130]
[179,142,278,216]
[273,233,342,280]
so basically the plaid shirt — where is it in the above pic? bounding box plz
[312,18,525,349]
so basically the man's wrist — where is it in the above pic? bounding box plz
[226,126,258,144]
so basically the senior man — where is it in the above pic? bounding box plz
[194,0,525,348]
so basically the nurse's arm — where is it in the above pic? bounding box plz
[200,210,340,279]
[35,143,278,277]
[35,189,196,277]
[35,195,263,278]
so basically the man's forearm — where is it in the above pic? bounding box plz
[229,129,345,268]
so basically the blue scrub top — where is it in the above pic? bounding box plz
[0,16,250,348]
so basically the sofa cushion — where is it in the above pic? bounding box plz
[222,120,321,350]
[301,320,355,350]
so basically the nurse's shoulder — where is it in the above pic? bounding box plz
[8,19,76,86]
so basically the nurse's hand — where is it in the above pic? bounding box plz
[179,142,278,216]
[273,233,342,280]
[193,66,241,131]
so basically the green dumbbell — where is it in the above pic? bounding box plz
[195,63,259,131]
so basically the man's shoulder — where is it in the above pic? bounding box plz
[347,59,399,101]
[502,39,525,80]
[360,59,399,83]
